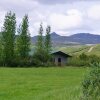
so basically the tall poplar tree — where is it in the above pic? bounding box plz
[36,23,44,52]
[33,23,46,66]
[16,15,30,59]
[45,25,52,54]
[0,32,4,65]
[34,24,52,66]
[44,25,52,63]
[2,11,16,66]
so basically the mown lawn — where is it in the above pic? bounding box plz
[0,67,88,100]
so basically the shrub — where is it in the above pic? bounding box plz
[81,62,100,100]
[11,56,33,67]
[67,54,100,67]
[79,53,88,61]
[67,55,89,67]
[88,55,100,64]
[33,49,52,67]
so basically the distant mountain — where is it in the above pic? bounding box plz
[31,32,100,46]
[50,32,60,38]
[67,33,100,44]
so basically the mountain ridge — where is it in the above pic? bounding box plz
[31,32,100,45]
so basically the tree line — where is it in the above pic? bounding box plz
[0,11,52,67]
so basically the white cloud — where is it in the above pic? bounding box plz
[0,0,100,36]
[49,9,83,32]
[88,5,100,20]
[0,11,6,30]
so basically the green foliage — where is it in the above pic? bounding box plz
[79,53,88,61]
[0,12,53,67]
[33,24,52,66]
[2,11,16,66]
[67,56,89,67]
[33,50,48,66]
[33,23,45,66]
[36,23,44,52]
[16,15,30,58]
[15,15,31,67]
[45,25,52,54]
[67,53,100,67]
[0,12,32,67]
[88,55,100,64]
[44,25,52,63]
[0,32,4,66]
[82,62,100,100]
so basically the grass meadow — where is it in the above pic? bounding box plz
[0,67,88,100]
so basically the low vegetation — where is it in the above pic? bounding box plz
[82,62,100,100]
[0,67,87,100]
[67,53,100,67]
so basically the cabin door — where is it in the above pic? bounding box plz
[58,58,61,66]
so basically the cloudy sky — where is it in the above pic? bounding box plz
[0,0,100,36]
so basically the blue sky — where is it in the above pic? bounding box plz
[0,0,100,36]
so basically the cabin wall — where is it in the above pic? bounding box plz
[53,54,68,66]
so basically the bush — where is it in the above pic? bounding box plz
[81,62,100,100]
[33,50,52,67]
[88,55,100,64]
[79,53,88,61]
[11,56,33,67]
[67,55,89,67]
[67,54,100,67]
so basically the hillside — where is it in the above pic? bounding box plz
[55,45,89,55]
[58,44,100,56]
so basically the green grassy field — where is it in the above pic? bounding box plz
[0,67,88,100]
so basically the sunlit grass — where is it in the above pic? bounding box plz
[0,67,88,100]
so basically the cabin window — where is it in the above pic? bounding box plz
[58,58,61,62]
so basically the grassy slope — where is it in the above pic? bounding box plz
[87,44,100,56]
[73,44,100,56]
[59,44,100,56]
[0,67,87,100]
[59,45,90,55]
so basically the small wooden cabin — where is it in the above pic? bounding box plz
[51,51,71,66]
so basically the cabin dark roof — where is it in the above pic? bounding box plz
[51,51,71,57]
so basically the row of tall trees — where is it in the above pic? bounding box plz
[33,24,52,66]
[0,11,52,67]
